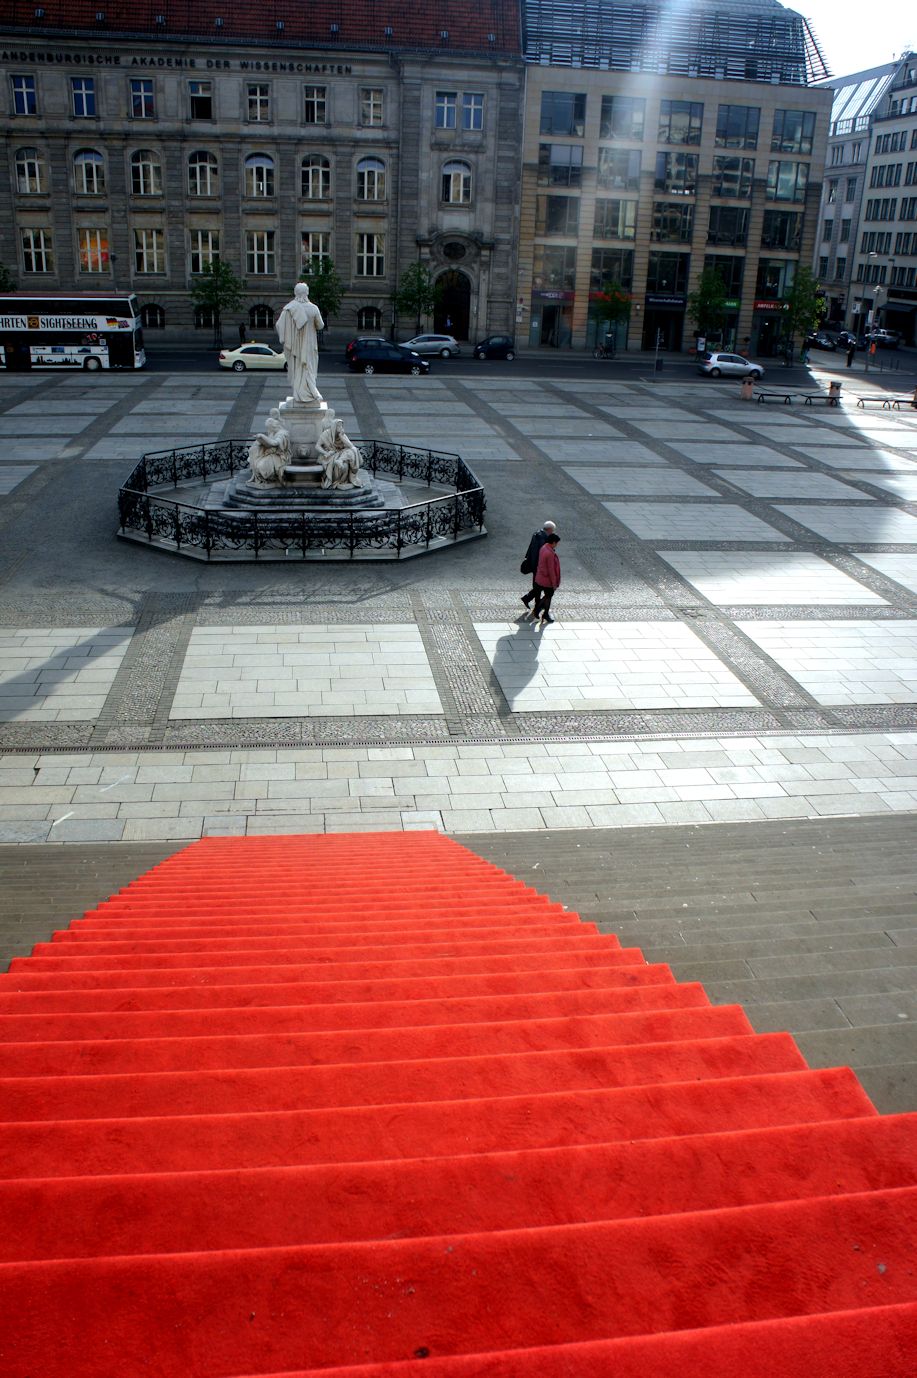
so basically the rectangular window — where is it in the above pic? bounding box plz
[71,77,96,118]
[822,218,834,241]
[846,176,858,199]
[715,104,760,149]
[303,86,326,124]
[652,202,694,242]
[301,231,330,271]
[590,247,634,292]
[646,251,689,294]
[598,148,641,191]
[536,195,580,236]
[761,210,801,250]
[361,87,384,126]
[818,255,829,277]
[830,145,845,165]
[707,205,749,246]
[77,227,108,272]
[129,78,155,119]
[766,160,809,202]
[658,100,703,145]
[599,95,644,140]
[15,149,43,194]
[712,156,753,198]
[133,227,165,273]
[189,80,212,119]
[836,255,847,279]
[756,257,796,297]
[538,144,583,187]
[771,109,816,154]
[593,199,637,240]
[247,83,270,122]
[20,227,53,272]
[840,218,851,242]
[654,152,698,195]
[189,229,220,273]
[704,254,744,297]
[462,93,484,131]
[246,230,276,275]
[826,179,837,203]
[11,74,37,115]
[435,91,457,129]
[902,197,917,220]
[539,91,586,137]
[356,232,384,276]
[533,244,577,290]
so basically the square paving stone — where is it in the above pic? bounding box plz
[0,466,38,495]
[736,619,917,705]
[854,553,917,596]
[667,444,803,467]
[712,471,875,500]
[793,447,917,470]
[774,505,917,543]
[660,552,888,605]
[563,466,716,496]
[602,502,786,541]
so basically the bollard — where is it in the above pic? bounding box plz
[741,377,754,401]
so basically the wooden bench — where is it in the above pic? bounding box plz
[801,392,840,407]
[754,390,806,404]
[855,395,914,410]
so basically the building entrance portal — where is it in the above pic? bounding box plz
[435,270,471,340]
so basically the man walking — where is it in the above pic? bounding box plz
[521,519,557,611]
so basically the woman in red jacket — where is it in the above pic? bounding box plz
[532,532,561,625]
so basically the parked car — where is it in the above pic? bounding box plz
[401,333,461,358]
[348,342,430,375]
[218,342,286,372]
[344,336,388,362]
[866,329,901,349]
[805,331,839,352]
[473,335,516,360]
[836,330,866,350]
[697,350,763,379]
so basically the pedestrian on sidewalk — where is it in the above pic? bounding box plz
[532,532,561,626]
[238,322,248,345]
[520,519,557,611]
[846,341,856,368]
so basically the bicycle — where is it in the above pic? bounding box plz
[592,340,616,360]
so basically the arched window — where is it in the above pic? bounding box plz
[244,153,274,197]
[14,147,45,195]
[301,154,331,199]
[194,304,215,329]
[74,149,105,195]
[442,159,472,204]
[130,149,162,196]
[358,305,383,331]
[188,151,218,197]
[249,303,275,328]
[356,156,385,201]
[140,303,165,329]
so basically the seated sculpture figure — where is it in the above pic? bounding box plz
[317,420,362,490]
[246,415,292,485]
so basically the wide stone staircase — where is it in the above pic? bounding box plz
[0,821,915,1373]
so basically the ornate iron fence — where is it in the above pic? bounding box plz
[117,439,486,560]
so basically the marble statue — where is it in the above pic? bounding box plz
[246,415,292,485]
[276,282,324,403]
[318,420,363,490]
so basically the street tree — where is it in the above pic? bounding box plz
[189,260,244,348]
[302,257,344,335]
[393,262,442,334]
[592,280,632,346]
[687,268,728,342]
[781,266,826,361]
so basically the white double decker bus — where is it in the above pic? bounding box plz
[0,292,145,372]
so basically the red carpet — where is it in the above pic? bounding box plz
[1,831,915,1377]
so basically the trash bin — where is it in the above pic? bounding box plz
[741,377,754,401]
[829,380,842,405]
[654,357,664,375]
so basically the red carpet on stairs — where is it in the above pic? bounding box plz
[0,831,915,1377]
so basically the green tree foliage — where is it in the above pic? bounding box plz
[781,266,826,354]
[189,260,244,347]
[302,257,344,331]
[393,262,442,333]
[592,280,632,341]
[0,262,16,292]
[687,268,728,339]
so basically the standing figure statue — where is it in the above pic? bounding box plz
[276,282,324,403]
[317,420,362,490]
[246,414,292,485]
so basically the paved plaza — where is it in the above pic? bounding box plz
[1,362,917,842]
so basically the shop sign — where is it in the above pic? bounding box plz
[645,293,686,308]
[723,298,740,310]
[532,290,574,301]
[753,300,782,312]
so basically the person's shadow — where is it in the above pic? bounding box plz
[488,616,544,711]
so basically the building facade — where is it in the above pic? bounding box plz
[0,1,523,341]
[517,0,832,353]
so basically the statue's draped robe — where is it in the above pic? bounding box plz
[276,298,325,402]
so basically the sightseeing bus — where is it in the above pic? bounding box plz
[0,293,145,372]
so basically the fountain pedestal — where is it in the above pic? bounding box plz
[278,397,334,463]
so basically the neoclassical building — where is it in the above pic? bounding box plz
[517,0,833,353]
[0,1,523,340]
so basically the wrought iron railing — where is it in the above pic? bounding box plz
[117,439,486,559]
